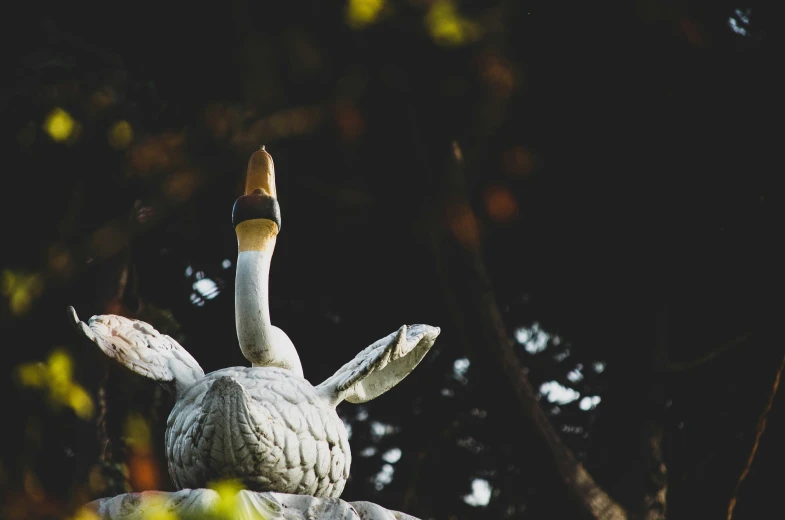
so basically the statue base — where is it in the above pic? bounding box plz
[86,489,419,520]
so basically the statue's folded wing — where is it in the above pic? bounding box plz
[317,324,440,405]
[68,306,204,395]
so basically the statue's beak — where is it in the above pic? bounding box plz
[244,146,277,199]
[232,147,282,250]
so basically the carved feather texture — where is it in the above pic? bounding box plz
[71,308,438,499]
[69,307,204,395]
[166,367,351,498]
[317,324,440,404]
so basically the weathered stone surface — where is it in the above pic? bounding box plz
[73,309,438,498]
[86,489,420,520]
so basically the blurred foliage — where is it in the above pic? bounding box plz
[0,0,780,519]
[17,349,94,420]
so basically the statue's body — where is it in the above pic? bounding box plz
[72,148,439,519]
[167,367,351,497]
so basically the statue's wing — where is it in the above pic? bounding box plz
[317,324,440,406]
[68,306,204,395]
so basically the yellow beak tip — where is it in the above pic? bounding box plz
[245,149,277,197]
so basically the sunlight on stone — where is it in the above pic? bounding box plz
[514,322,550,354]
[592,361,606,373]
[463,478,492,507]
[373,464,394,491]
[539,381,580,405]
[579,395,601,411]
[567,363,583,383]
[382,447,402,464]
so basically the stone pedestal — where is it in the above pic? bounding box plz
[87,489,418,520]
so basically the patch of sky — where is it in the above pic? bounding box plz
[370,421,397,441]
[567,363,583,383]
[539,381,580,405]
[453,357,470,384]
[514,322,550,354]
[360,446,377,457]
[729,8,751,35]
[373,464,394,491]
[382,448,402,464]
[579,395,601,411]
[463,478,492,507]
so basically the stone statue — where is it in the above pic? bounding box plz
[71,148,439,519]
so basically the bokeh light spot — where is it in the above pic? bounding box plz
[43,108,76,142]
[108,120,134,150]
[16,349,94,419]
[346,0,385,29]
[447,203,481,250]
[426,0,481,47]
[503,146,536,176]
[2,269,45,316]
[484,185,518,222]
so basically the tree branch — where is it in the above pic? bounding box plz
[726,349,785,520]
[423,142,629,520]
[666,335,748,373]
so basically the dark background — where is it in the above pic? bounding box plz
[0,1,781,519]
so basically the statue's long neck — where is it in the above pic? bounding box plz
[235,219,299,371]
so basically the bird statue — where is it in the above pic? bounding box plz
[68,147,439,499]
